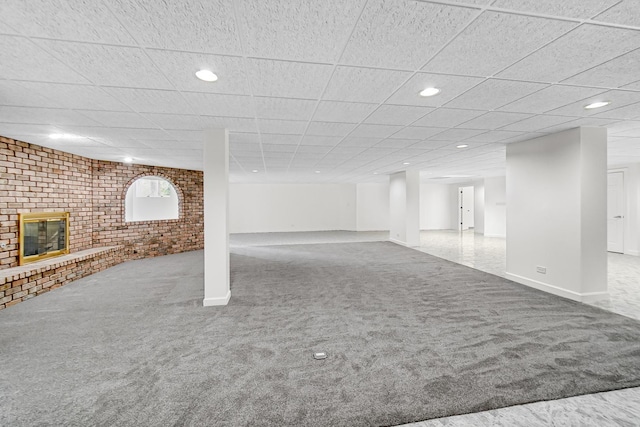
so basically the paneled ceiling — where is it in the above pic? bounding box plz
[1,0,640,184]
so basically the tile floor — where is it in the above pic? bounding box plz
[230,230,640,426]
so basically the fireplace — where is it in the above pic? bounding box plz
[19,212,70,265]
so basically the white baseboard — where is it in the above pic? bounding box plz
[389,238,420,248]
[484,233,506,238]
[626,250,639,256]
[203,290,231,307]
[505,272,609,303]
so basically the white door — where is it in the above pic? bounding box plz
[459,186,474,231]
[607,171,624,253]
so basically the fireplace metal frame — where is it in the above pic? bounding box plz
[19,212,70,265]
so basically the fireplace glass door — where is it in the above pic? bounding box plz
[19,212,70,265]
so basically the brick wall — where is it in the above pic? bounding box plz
[0,136,93,268]
[91,162,203,260]
[0,246,126,309]
[0,135,204,269]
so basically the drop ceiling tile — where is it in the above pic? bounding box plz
[229,142,261,154]
[140,113,205,130]
[237,0,365,62]
[498,25,640,83]
[300,136,343,146]
[0,35,89,84]
[350,124,402,138]
[341,0,476,70]
[257,119,307,135]
[458,111,532,130]
[391,127,446,140]
[246,58,333,99]
[539,117,619,133]
[492,0,617,19]
[313,101,377,123]
[15,82,129,111]
[444,79,547,110]
[109,0,241,54]
[364,105,433,126]
[71,127,173,143]
[0,124,65,138]
[181,92,253,117]
[164,130,203,141]
[229,132,261,144]
[340,137,383,147]
[0,1,133,43]
[562,49,640,89]
[200,117,258,133]
[141,139,202,150]
[262,144,298,153]
[306,122,357,137]
[104,88,196,115]
[0,106,101,127]
[413,108,486,128]
[295,145,334,154]
[146,50,248,94]
[253,97,316,121]
[593,103,640,120]
[330,145,367,155]
[424,12,576,77]
[427,128,487,141]
[0,81,61,108]
[594,1,640,26]
[76,111,157,129]
[36,41,173,89]
[499,85,605,114]
[500,115,576,132]
[387,73,484,107]
[323,66,412,103]
[463,130,523,143]
[261,134,301,145]
[375,138,419,149]
[548,90,640,117]
[607,121,640,135]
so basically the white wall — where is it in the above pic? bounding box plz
[229,184,357,233]
[420,182,453,230]
[608,163,640,256]
[390,171,420,246]
[484,176,506,238]
[506,127,607,302]
[474,180,485,234]
[356,183,389,231]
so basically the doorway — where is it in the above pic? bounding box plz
[607,171,624,253]
[458,186,474,231]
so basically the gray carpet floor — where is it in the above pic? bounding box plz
[1,242,640,426]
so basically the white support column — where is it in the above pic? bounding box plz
[506,127,607,302]
[389,170,420,247]
[203,129,231,306]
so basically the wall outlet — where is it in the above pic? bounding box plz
[536,266,547,274]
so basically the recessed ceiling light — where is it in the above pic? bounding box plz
[403,162,410,165]
[373,172,378,175]
[195,69,218,82]
[123,157,133,164]
[315,170,321,174]
[584,101,610,109]
[419,87,440,97]
[456,144,469,148]
[251,169,258,173]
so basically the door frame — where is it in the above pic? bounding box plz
[608,168,627,254]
